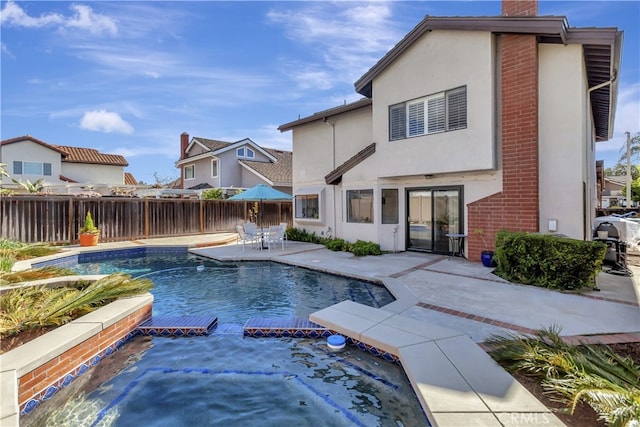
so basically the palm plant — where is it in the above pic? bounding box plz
[487,326,640,425]
[11,178,45,193]
[0,273,153,337]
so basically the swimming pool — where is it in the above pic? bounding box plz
[24,251,428,426]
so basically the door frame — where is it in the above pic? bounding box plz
[406,185,464,253]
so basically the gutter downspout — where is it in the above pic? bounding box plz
[325,118,337,236]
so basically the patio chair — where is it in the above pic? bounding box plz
[279,222,289,246]
[236,225,256,252]
[267,224,286,251]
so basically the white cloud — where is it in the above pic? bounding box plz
[267,3,403,88]
[80,110,134,134]
[0,1,117,36]
[64,4,117,36]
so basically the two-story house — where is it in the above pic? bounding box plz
[0,135,130,191]
[175,132,292,195]
[279,0,622,261]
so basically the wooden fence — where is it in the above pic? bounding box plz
[0,196,292,244]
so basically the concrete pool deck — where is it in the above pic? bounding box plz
[9,234,640,426]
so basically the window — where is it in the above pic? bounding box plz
[347,189,373,223]
[389,86,466,140]
[12,161,52,176]
[184,164,195,180]
[295,194,319,219]
[237,147,255,159]
[381,189,398,224]
[211,159,218,177]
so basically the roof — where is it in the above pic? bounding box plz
[124,172,138,185]
[240,148,292,185]
[278,98,372,131]
[325,143,376,185]
[54,145,129,167]
[1,135,129,166]
[1,135,68,156]
[353,15,622,141]
[191,137,231,152]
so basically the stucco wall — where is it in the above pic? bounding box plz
[371,30,496,177]
[61,163,125,186]
[0,140,63,185]
[538,43,589,239]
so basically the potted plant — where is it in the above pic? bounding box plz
[474,229,496,267]
[79,212,100,246]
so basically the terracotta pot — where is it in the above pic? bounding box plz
[79,233,99,247]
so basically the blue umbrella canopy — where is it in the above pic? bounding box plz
[228,184,291,231]
[228,184,292,202]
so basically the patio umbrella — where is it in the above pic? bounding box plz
[228,184,292,242]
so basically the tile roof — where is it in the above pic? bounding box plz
[124,172,138,185]
[240,148,292,185]
[54,145,129,166]
[1,135,67,155]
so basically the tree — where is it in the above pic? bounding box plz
[605,163,639,180]
[618,132,640,164]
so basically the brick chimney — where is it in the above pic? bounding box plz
[180,132,189,189]
[180,132,189,160]
[502,0,538,16]
[466,0,540,261]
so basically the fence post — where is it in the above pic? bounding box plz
[68,198,74,245]
[144,199,150,238]
[200,199,204,233]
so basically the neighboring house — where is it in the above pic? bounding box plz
[0,135,130,192]
[175,132,292,195]
[602,175,632,208]
[279,0,622,261]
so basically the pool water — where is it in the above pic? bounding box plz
[25,253,428,426]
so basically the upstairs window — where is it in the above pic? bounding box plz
[184,164,195,180]
[211,159,218,177]
[389,86,466,140]
[12,161,52,176]
[236,147,255,159]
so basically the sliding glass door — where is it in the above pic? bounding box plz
[407,186,463,253]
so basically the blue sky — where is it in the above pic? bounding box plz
[1,1,638,184]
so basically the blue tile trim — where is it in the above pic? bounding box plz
[32,246,189,268]
[19,330,139,416]
[241,318,401,365]
[137,315,218,336]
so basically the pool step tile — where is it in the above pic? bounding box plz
[137,315,217,336]
[243,317,330,338]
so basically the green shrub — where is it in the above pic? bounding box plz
[349,240,381,256]
[285,227,325,244]
[202,188,225,200]
[325,238,349,252]
[493,231,606,290]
